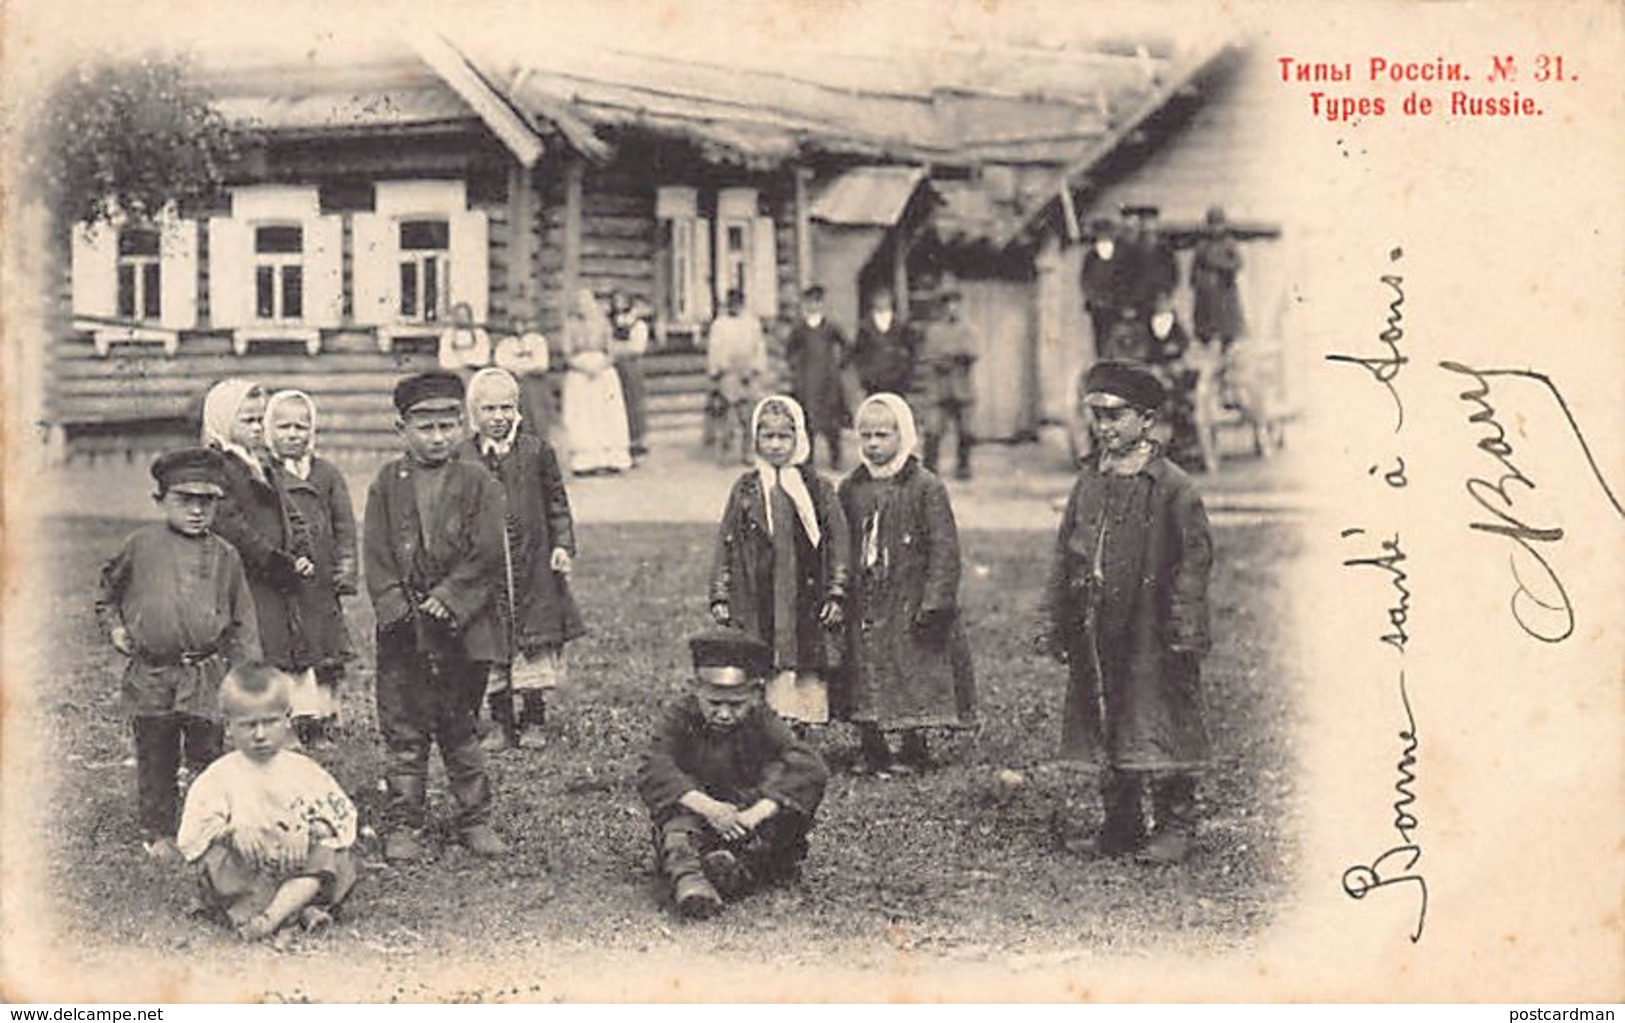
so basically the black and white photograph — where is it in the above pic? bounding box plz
[1,0,1619,1006]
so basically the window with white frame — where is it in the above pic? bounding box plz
[72,205,197,356]
[208,185,340,354]
[253,224,305,321]
[656,185,778,329]
[116,227,163,321]
[353,181,488,351]
[397,218,451,322]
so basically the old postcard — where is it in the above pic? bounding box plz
[2,0,1619,1003]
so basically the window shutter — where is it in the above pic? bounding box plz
[70,221,117,319]
[694,217,713,322]
[450,208,490,323]
[351,212,396,326]
[306,214,344,327]
[158,215,198,330]
[750,216,778,318]
[207,217,251,329]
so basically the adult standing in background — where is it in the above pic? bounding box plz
[561,288,632,476]
[784,284,849,470]
[849,287,917,400]
[610,291,652,461]
[1080,216,1130,360]
[493,314,556,441]
[1191,205,1246,351]
[438,302,492,375]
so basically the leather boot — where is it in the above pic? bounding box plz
[1086,770,1147,858]
[383,772,429,863]
[485,692,519,751]
[1139,774,1198,865]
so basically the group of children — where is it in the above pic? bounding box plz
[95,350,1214,935]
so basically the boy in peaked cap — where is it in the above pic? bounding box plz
[96,446,262,856]
[363,371,509,862]
[1039,359,1215,865]
[637,627,830,919]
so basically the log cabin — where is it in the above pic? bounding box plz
[45,26,1265,462]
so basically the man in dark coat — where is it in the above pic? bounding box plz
[1080,216,1132,360]
[1191,206,1246,349]
[364,371,509,862]
[1119,205,1179,335]
[637,628,830,920]
[1040,360,1214,865]
[783,285,849,468]
[848,287,918,399]
[918,288,979,480]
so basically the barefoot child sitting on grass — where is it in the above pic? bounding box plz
[637,628,830,920]
[177,662,358,940]
[96,447,261,856]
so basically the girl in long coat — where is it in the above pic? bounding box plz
[460,368,587,747]
[710,395,850,726]
[561,288,633,475]
[836,393,976,773]
[262,390,357,744]
[201,380,309,680]
[1040,359,1213,864]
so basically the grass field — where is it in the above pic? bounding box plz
[30,515,1302,995]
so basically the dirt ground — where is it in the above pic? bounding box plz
[11,505,1304,1001]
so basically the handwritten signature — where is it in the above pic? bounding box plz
[1342,672,1427,943]
[1327,261,1407,432]
[1438,361,1624,643]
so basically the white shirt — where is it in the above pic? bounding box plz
[177,750,357,869]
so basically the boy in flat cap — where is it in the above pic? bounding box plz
[97,447,262,855]
[1039,359,1214,865]
[637,627,830,919]
[363,371,508,861]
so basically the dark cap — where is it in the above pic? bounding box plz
[1083,359,1165,411]
[152,446,227,497]
[802,284,826,300]
[1087,216,1117,238]
[1206,205,1228,226]
[393,371,465,415]
[689,626,772,683]
[1119,203,1160,219]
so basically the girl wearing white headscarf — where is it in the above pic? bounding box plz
[710,395,850,725]
[261,389,357,745]
[835,393,977,772]
[202,379,312,712]
[560,288,633,475]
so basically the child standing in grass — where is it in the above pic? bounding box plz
[710,394,848,727]
[836,393,977,774]
[263,390,357,749]
[1039,359,1214,865]
[96,447,261,854]
[176,662,358,942]
[364,371,509,862]
[638,628,830,920]
[459,367,586,749]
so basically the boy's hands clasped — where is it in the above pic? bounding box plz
[681,791,778,842]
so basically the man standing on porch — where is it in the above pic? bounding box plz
[784,285,848,470]
[849,287,917,401]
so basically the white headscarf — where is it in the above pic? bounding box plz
[201,377,267,483]
[855,392,918,480]
[467,366,524,457]
[751,394,820,547]
[263,389,318,480]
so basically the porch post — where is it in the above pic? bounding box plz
[561,156,584,300]
[794,166,812,291]
[507,161,537,322]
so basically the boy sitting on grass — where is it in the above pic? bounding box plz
[176,662,358,942]
[637,628,830,920]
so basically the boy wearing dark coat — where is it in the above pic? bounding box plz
[849,288,918,399]
[96,447,261,853]
[459,367,587,749]
[637,628,830,920]
[364,371,508,862]
[1040,359,1214,865]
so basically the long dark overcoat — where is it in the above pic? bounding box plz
[269,458,356,673]
[710,466,849,672]
[1042,456,1213,771]
[362,455,507,663]
[637,698,830,823]
[456,435,586,653]
[1191,235,1246,342]
[785,318,849,437]
[212,454,305,671]
[835,459,976,730]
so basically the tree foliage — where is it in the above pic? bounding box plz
[33,55,240,226]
